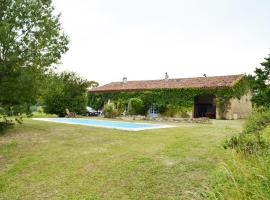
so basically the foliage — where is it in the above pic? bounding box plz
[88,81,99,89]
[89,76,250,118]
[0,115,13,133]
[128,98,144,115]
[215,77,250,119]
[207,108,270,199]
[224,108,270,154]
[31,107,57,118]
[43,71,90,117]
[0,106,4,114]
[225,133,267,155]
[103,102,118,118]
[0,67,45,111]
[249,54,270,107]
[0,114,23,134]
[115,99,126,115]
[215,96,231,119]
[179,111,191,118]
[243,108,270,135]
[102,99,126,118]
[0,0,69,110]
[163,104,180,117]
[207,150,270,200]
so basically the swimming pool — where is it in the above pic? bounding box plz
[32,118,174,131]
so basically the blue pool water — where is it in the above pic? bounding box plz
[33,118,173,131]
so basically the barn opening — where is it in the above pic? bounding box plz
[194,94,216,119]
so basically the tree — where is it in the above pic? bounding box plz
[88,81,99,88]
[250,54,270,107]
[43,71,90,117]
[0,0,69,111]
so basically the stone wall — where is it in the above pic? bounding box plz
[217,91,253,120]
[116,115,211,124]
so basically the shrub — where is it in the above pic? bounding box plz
[155,104,166,115]
[0,115,13,133]
[243,108,270,135]
[224,108,270,154]
[163,104,179,117]
[160,105,191,118]
[178,107,191,118]
[115,99,126,115]
[128,98,144,115]
[103,103,118,118]
[0,107,5,115]
[179,111,190,118]
[31,111,57,118]
[224,134,268,155]
[0,115,23,134]
[43,72,89,117]
[207,110,270,199]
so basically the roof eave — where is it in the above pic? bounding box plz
[89,85,231,93]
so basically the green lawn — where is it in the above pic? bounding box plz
[0,119,243,200]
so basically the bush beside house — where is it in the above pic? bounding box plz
[128,98,144,115]
[103,102,118,118]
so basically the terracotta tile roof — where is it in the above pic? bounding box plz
[90,74,244,92]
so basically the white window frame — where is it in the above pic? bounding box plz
[149,104,157,114]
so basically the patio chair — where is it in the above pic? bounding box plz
[65,108,76,118]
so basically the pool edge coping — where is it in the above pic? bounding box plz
[32,118,175,131]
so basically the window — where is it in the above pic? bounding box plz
[149,104,157,114]
[125,105,128,112]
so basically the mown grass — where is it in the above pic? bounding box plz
[31,111,58,118]
[0,119,243,200]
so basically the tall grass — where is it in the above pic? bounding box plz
[207,109,270,199]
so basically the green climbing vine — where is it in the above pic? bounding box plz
[88,76,250,117]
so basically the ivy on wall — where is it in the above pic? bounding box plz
[214,77,250,118]
[88,76,250,117]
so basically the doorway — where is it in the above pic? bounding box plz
[194,94,216,119]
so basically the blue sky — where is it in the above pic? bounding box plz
[53,0,270,84]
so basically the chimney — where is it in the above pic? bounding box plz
[122,76,127,84]
[165,72,169,81]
